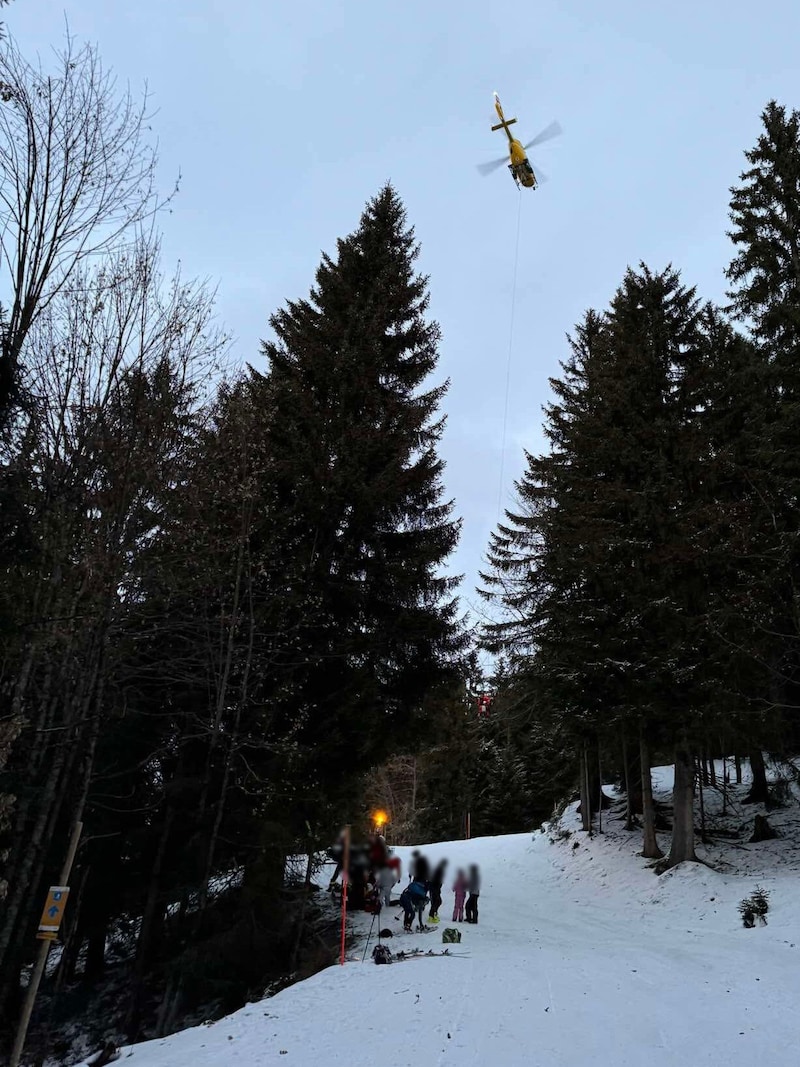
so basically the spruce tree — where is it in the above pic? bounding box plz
[727,101,800,348]
[726,100,800,765]
[483,266,726,864]
[253,184,462,828]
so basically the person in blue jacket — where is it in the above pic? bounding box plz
[400,876,429,932]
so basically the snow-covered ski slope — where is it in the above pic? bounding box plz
[76,766,800,1066]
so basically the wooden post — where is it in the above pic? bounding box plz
[10,820,83,1067]
[584,741,593,838]
[338,825,350,966]
[466,812,471,840]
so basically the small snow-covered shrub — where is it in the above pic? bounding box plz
[739,885,770,928]
[545,794,575,842]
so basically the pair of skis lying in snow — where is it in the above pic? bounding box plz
[393,947,468,961]
[366,946,469,964]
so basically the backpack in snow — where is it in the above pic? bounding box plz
[372,944,393,965]
[442,927,461,944]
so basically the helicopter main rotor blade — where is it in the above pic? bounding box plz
[476,156,508,176]
[524,120,563,151]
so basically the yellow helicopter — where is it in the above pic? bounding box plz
[478,93,562,189]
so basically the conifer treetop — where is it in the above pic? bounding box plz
[726,100,800,344]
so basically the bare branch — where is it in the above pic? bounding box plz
[0,31,176,421]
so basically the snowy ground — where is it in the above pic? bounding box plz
[73,763,800,1066]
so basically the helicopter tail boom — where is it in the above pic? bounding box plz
[491,93,517,134]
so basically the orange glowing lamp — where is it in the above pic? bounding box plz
[372,809,389,831]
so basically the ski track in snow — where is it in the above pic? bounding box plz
[72,767,800,1066]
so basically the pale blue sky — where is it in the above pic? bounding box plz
[7,1,800,630]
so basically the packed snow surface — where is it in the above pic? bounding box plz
[76,766,800,1066]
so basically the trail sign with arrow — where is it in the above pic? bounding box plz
[37,885,70,941]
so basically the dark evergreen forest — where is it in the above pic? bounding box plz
[2,24,800,1065]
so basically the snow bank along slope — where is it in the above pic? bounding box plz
[76,772,800,1066]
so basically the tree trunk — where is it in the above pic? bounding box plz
[597,748,604,834]
[744,749,770,806]
[578,740,610,823]
[125,806,175,1040]
[0,734,71,1002]
[585,749,600,816]
[197,571,256,921]
[579,745,591,832]
[289,852,315,974]
[622,729,635,831]
[84,920,109,983]
[155,972,185,1038]
[410,756,418,829]
[666,745,698,868]
[640,732,663,859]
[696,759,707,844]
[54,863,90,989]
[735,754,743,785]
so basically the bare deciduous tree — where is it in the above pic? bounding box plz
[0,236,222,1018]
[0,31,173,424]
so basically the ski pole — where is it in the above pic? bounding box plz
[362,910,377,962]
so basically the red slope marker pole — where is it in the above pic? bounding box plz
[339,824,350,965]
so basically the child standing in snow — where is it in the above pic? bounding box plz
[465,863,480,924]
[452,868,467,922]
[428,859,447,923]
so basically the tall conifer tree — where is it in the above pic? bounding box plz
[726,100,800,766]
[253,184,462,822]
[484,266,725,864]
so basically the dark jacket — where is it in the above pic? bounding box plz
[431,860,447,889]
[413,855,430,885]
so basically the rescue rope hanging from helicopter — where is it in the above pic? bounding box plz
[497,189,522,520]
[476,92,562,520]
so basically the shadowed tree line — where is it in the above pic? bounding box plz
[0,30,463,1061]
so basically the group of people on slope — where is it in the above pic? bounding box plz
[399,851,481,932]
[326,830,401,912]
[326,833,482,933]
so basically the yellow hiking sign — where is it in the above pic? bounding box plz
[37,885,70,941]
